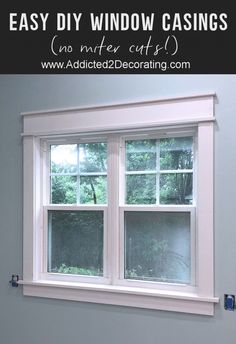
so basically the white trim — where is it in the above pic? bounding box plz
[125,169,193,175]
[156,139,160,205]
[50,172,107,176]
[197,122,214,296]
[28,125,199,140]
[22,94,215,137]
[45,205,108,211]
[103,204,109,279]
[22,117,215,138]
[23,137,35,281]
[125,170,156,175]
[20,280,219,316]
[119,205,194,212]
[21,92,216,116]
[159,169,193,174]
[107,135,121,285]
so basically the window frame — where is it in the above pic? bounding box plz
[21,94,219,315]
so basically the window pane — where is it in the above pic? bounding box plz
[48,210,103,276]
[51,176,77,204]
[125,211,191,284]
[51,144,77,173]
[160,173,193,205]
[160,137,193,170]
[126,174,156,204]
[80,176,107,204]
[126,139,156,171]
[79,142,107,173]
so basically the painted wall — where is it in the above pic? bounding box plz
[0,75,235,344]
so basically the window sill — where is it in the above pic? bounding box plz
[19,280,219,315]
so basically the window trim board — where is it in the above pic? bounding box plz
[21,94,215,137]
[20,279,219,316]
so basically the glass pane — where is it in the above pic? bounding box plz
[51,144,77,173]
[48,210,103,276]
[125,211,191,284]
[126,174,156,204]
[160,173,193,205]
[79,142,107,173]
[126,139,156,171]
[160,137,193,170]
[80,176,107,204]
[51,176,77,204]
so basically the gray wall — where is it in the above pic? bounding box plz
[0,75,235,344]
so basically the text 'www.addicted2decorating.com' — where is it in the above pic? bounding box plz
[40,59,191,72]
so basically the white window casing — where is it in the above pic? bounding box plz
[21,93,219,315]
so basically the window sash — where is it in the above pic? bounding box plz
[117,206,196,292]
[125,170,193,175]
[120,133,196,206]
[41,205,110,284]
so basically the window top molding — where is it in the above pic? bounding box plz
[21,93,216,137]
[21,92,216,116]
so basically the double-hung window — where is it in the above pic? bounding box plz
[21,94,219,315]
[47,140,108,282]
[121,134,194,287]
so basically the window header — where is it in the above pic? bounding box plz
[21,93,215,137]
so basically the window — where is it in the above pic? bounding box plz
[22,94,219,315]
[50,142,108,205]
[120,134,195,288]
[47,140,108,281]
